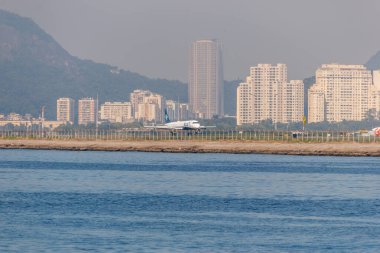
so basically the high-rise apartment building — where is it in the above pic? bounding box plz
[100,102,132,123]
[279,80,304,123]
[56,97,75,124]
[130,90,165,122]
[308,86,325,123]
[237,64,304,125]
[78,97,96,125]
[308,64,372,123]
[189,39,224,119]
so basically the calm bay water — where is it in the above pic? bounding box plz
[1,150,380,252]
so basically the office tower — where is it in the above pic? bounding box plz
[237,64,304,125]
[78,97,96,125]
[130,90,165,122]
[100,102,132,123]
[57,98,75,124]
[189,39,224,119]
[308,64,372,123]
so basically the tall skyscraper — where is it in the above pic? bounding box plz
[189,39,224,119]
[78,97,96,125]
[237,64,304,125]
[308,64,372,123]
[56,97,75,124]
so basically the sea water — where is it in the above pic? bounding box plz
[1,150,380,252]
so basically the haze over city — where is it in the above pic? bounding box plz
[1,0,380,81]
[2,1,380,252]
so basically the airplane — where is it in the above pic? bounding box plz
[144,109,215,134]
[368,127,380,136]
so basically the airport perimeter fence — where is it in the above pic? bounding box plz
[0,129,379,143]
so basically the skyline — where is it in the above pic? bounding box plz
[1,2,380,252]
[0,0,379,82]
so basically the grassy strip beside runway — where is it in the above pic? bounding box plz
[1,138,380,156]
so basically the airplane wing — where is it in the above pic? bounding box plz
[144,125,167,129]
[143,125,183,130]
[182,126,216,130]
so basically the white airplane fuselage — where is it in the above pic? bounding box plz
[144,109,214,132]
[158,120,202,130]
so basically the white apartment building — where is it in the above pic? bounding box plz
[237,81,253,125]
[56,97,75,124]
[308,86,325,123]
[237,64,304,125]
[136,103,159,122]
[279,80,304,123]
[100,102,132,123]
[78,97,96,125]
[130,90,151,117]
[130,90,165,122]
[189,39,224,119]
[308,64,372,123]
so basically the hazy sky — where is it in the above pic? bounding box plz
[1,0,380,82]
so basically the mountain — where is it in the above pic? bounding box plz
[0,9,187,119]
[366,51,380,70]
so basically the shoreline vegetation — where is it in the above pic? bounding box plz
[1,139,380,156]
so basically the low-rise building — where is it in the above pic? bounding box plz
[130,90,165,122]
[100,102,133,123]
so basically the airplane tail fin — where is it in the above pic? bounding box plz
[164,108,171,123]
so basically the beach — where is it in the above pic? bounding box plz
[1,139,380,156]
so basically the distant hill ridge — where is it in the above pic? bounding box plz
[0,9,188,119]
[366,51,380,70]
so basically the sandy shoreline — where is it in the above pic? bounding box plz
[0,139,380,156]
